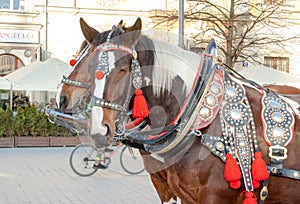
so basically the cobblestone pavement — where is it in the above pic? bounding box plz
[0,147,161,204]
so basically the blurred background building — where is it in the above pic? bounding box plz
[1,0,300,106]
[0,0,167,105]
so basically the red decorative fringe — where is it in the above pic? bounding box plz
[243,191,257,204]
[132,89,149,119]
[224,153,242,189]
[70,59,77,66]
[251,152,269,189]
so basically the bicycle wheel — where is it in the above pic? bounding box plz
[120,146,145,175]
[69,143,98,177]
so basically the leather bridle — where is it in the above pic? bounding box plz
[60,75,92,114]
[90,29,145,137]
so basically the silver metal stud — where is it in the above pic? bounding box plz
[206,95,217,106]
[210,83,220,95]
[272,127,284,138]
[215,142,225,151]
[226,86,236,97]
[230,109,242,120]
[199,107,210,118]
[269,100,281,108]
[272,112,284,123]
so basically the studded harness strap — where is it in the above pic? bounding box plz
[200,65,300,203]
[61,75,90,89]
[202,72,258,193]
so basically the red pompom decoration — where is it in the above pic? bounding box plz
[132,89,149,119]
[224,153,242,189]
[70,59,77,66]
[243,191,257,204]
[95,70,105,80]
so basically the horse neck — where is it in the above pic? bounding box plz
[149,39,202,97]
[137,38,203,128]
[143,85,183,128]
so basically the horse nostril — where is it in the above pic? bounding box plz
[105,124,111,137]
[60,94,68,109]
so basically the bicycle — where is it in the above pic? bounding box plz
[69,143,145,177]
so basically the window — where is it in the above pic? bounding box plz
[0,53,24,76]
[263,0,286,5]
[0,0,24,11]
[264,56,289,72]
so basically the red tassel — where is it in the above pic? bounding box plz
[243,191,257,204]
[229,180,241,189]
[252,152,269,182]
[252,179,260,189]
[132,89,149,119]
[224,153,242,189]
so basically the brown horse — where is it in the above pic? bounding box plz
[265,84,300,95]
[50,18,300,204]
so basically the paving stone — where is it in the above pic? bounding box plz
[0,147,160,203]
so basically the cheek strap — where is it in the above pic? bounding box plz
[131,58,149,119]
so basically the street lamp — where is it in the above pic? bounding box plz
[179,0,184,48]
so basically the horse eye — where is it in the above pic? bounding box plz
[119,68,127,72]
[119,66,130,73]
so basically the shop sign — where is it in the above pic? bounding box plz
[0,29,39,44]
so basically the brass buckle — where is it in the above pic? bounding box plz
[268,145,288,161]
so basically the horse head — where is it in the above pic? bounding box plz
[52,16,204,150]
[48,18,124,136]
[57,18,110,114]
[87,18,148,146]
[85,17,204,150]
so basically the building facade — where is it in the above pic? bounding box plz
[150,0,300,78]
[2,0,300,104]
[0,0,167,104]
[0,0,41,76]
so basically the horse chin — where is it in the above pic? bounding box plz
[90,133,110,148]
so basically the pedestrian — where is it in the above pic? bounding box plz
[49,98,57,108]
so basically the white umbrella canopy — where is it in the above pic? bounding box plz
[4,58,71,92]
[237,65,300,88]
[4,61,42,83]
[0,77,11,90]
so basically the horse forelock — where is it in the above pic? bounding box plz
[151,39,202,97]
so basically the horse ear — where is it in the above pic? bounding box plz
[132,17,142,31]
[118,20,123,26]
[80,17,99,44]
[122,18,142,46]
[117,20,124,31]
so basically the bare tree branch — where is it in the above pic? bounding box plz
[149,0,300,68]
